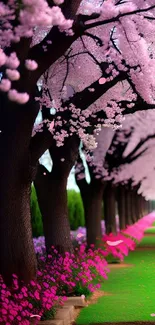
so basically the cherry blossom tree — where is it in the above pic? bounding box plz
[105,110,155,192]
[1,0,155,283]
[75,127,114,246]
[106,111,155,224]
[75,110,155,241]
[102,110,155,231]
[34,0,155,252]
[0,0,87,284]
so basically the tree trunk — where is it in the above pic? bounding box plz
[130,191,137,223]
[75,156,105,247]
[124,188,133,226]
[35,136,79,254]
[104,182,116,234]
[79,179,104,247]
[0,145,37,285]
[35,165,73,254]
[117,186,126,230]
[138,195,143,219]
[0,96,38,285]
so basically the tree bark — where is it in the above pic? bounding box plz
[124,188,133,226]
[117,185,126,230]
[130,190,137,223]
[86,180,104,247]
[35,136,79,254]
[104,182,116,234]
[34,166,73,254]
[0,97,37,284]
[77,177,104,247]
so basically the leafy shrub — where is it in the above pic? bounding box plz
[67,190,85,230]
[30,185,43,238]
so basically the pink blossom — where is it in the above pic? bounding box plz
[49,121,54,132]
[53,0,64,4]
[25,60,38,71]
[6,53,20,69]
[8,90,29,104]
[6,69,20,81]
[0,49,6,66]
[0,79,11,92]
[99,77,106,85]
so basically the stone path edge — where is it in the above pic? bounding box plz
[31,296,87,325]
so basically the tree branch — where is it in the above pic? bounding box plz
[124,134,155,162]
[30,129,53,165]
[63,71,127,111]
[84,5,155,31]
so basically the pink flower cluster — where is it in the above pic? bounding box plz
[102,213,155,261]
[0,245,110,324]
[0,271,63,325]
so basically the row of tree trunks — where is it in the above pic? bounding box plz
[35,142,152,256]
[117,185,126,230]
[104,183,117,234]
[35,136,79,254]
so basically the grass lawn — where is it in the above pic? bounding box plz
[76,235,155,324]
[137,235,155,247]
[145,227,155,234]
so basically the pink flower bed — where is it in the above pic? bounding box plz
[102,213,155,261]
[0,246,109,324]
[0,213,155,324]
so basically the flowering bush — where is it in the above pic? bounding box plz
[0,270,64,325]
[0,245,109,324]
[39,245,110,297]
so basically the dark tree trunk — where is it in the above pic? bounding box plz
[132,189,140,221]
[137,195,143,219]
[117,185,126,230]
[35,136,79,254]
[0,96,38,284]
[141,197,146,216]
[34,165,73,254]
[148,201,151,213]
[77,178,104,247]
[85,180,104,247]
[124,188,133,226]
[130,191,137,223]
[104,182,116,234]
[0,167,37,285]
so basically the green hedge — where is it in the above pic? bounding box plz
[67,190,85,230]
[30,185,44,238]
[31,186,85,237]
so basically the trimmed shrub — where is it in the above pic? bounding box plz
[67,190,85,230]
[30,185,44,238]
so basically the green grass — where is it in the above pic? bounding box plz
[137,235,155,247]
[77,235,155,324]
[145,227,155,234]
